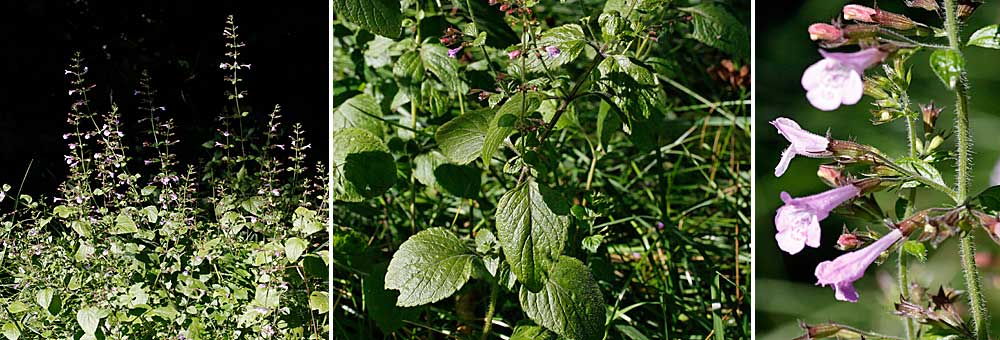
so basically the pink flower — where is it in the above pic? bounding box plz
[508,50,521,59]
[545,46,561,57]
[843,4,877,23]
[448,46,463,58]
[815,229,904,302]
[802,48,887,111]
[775,185,861,255]
[771,117,830,177]
[808,23,842,41]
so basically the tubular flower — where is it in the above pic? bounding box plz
[802,48,887,111]
[771,117,831,177]
[815,229,905,302]
[775,184,862,254]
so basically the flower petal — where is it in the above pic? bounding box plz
[775,147,795,177]
[807,86,843,111]
[840,70,864,105]
[801,58,834,91]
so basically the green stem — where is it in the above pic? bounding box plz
[481,280,499,340]
[900,188,917,340]
[943,0,988,339]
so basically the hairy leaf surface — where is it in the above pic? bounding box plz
[385,228,477,307]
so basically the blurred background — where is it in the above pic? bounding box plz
[756,1,1000,339]
[0,1,327,198]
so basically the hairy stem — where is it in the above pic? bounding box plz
[481,280,499,340]
[943,0,988,338]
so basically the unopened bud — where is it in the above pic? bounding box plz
[837,233,862,251]
[851,177,883,195]
[843,4,877,22]
[808,23,842,41]
[829,139,879,164]
[975,211,1000,245]
[928,135,945,151]
[897,210,929,236]
[817,164,845,187]
[841,24,880,40]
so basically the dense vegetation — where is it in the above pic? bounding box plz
[332,0,751,338]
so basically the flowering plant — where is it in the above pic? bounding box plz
[771,1,1000,339]
[332,0,751,338]
[0,16,328,339]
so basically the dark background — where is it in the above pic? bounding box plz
[756,1,1000,338]
[0,1,327,197]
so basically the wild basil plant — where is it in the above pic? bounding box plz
[333,0,750,338]
[774,2,1000,339]
[0,16,329,339]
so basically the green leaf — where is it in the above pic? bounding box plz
[332,0,402,38]
[292,207,325,236]
[929,49,964,90]
[519,24,586,73]
[597,55,660,119]
[421,44,467,95]
[483,93,542,165]
[385,228,477,307]
[895,157,946,189]
[112,213,139,235]
[309,291,329,313]
[680,4,749,59]
[435,109,493,164]
[968,24,1000,49]
[1,322,17,340]
[393,51,425,85]
[363,262,419,332]
[520,256,604,340]
[333,93,384,138]
[975,185,1000,213]
[903,241,927,262]
[76,307,101,335]
[615,324,651,340]
[36,288,60,316]
[284,237,308,263]
[582,235,604,253]
[413,151,449,187]
[511,324,558,340]
[496,179,570,292]
[332,128,396,202]
[434,164,481,198]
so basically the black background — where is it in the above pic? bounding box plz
[0,1,327,197]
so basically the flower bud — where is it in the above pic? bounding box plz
[975,211,1000,245]
[957,0,983,21]
[928,135,945,151]
[817,164,845,187]
[829,139,879,164]
[897,210,929,236]
[836,232,862,251]
[843,4,877,22]
[808,23,842,41]
[840,24,880,40]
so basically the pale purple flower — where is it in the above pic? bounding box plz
[545,46,561,57]
[508,50,521,59]
[802,48,887,111]
[771,117,831,177]
[775,184,861,254]
[815,229,904,302]
[448,46,463,58]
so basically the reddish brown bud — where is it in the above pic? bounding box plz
[920,101,942,133]
[808,23,843,41]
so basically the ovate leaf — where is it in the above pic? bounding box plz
[483,93,542,165]
[496,179,570,292]
[393,51,425,85]
[520,256,605,340]
[414,151,449,187]
[333,93,384,137]
[385,228,477,307]
[112,213,139,235]
[929,49,964,90]
[1,322,18,340]
[519,24,586,73]
[511,324,558,340]
[421,44,467,95]
[434,164,482,198]
[309,291,329,313]
[895,157,945,189]
[332,0,402,38]
[968,25,1000,49]
[680,4,749,59]
[284,237,308,263]
[76,307,101,335]
[332,128,396,202]
[435,109,493,164]
[36,288,60,316]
